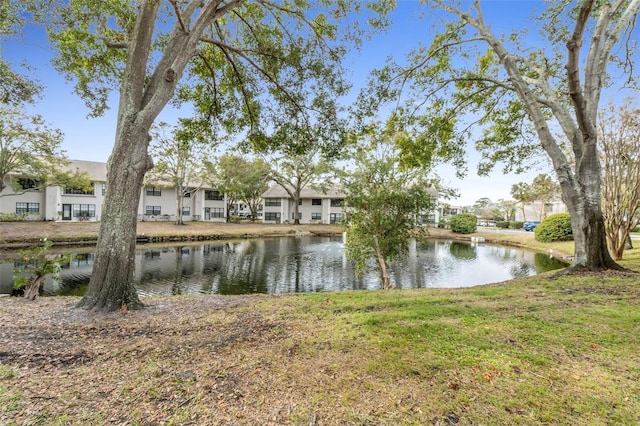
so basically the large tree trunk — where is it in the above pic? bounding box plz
[74,0,245,312]
[560,142,622,271]
[293,195,301,225]
[77,124,152,311]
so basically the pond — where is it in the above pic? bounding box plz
[0,235,567,296]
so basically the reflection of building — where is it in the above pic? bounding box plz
[514,200,567,222]
[0,159,228,222]
[261,184,440,225]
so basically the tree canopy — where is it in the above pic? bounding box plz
[209,153,271,220]
[343,122,436,289]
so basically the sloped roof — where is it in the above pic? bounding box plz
[262,184,344,199]
[66,159,108,182]
[263,183,439,200]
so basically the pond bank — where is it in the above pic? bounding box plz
[0,221,344,248]
[0,221,574,259]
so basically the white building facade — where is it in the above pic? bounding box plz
[0,160,228,222]
[261,184,440,225]
[514,200,568,222]
[261,185,345,224]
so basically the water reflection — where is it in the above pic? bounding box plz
[0,236,567,296]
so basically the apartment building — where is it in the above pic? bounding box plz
[261,184,440,225]
[261,185,346,224]
[0,160,228,222]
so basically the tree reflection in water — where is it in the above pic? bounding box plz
[0,236,567,296]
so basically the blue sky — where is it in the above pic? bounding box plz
[0,1,605,206]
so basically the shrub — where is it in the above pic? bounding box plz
[534,213,573,242]
[450,213,477,234]
[495,221,509,229]
[0,212,28,222]
[509,221,524,229]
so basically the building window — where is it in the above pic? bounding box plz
[182,206,191,216]
[145,206,161,215]
[183,190,191,198]
[292,212,302,220]
[330,213,343,224]
[311,212,322,221]
[311,198,322,206]
[205,190,224,200]
[64,184,95,195]
[211,207,224,218]
[73,204,96,218]
[330,198,343,207]
[146,187,162,196]
[16,202,40,214]
[265,199,281,207]
[101,183,106,196]
[17,178,39,190]
[265,212,281,221]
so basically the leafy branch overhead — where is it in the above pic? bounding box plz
[47,0,365,146]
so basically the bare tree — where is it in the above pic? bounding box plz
[600,100,640,260]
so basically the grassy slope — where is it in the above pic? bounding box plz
[0,227,639,425]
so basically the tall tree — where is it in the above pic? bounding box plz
[343,123,435,289]
[496,199,517,222]
[269,150,333,225]
[599,100,640,260]
[511,182,534,222]
[366,0,640,272]
[530,173,561,221]
[235,158,271,220]
[43,0,377,311]
[146,120,213,225]
[210,154,271,221]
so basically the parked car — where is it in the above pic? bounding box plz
[523,221,540,231]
